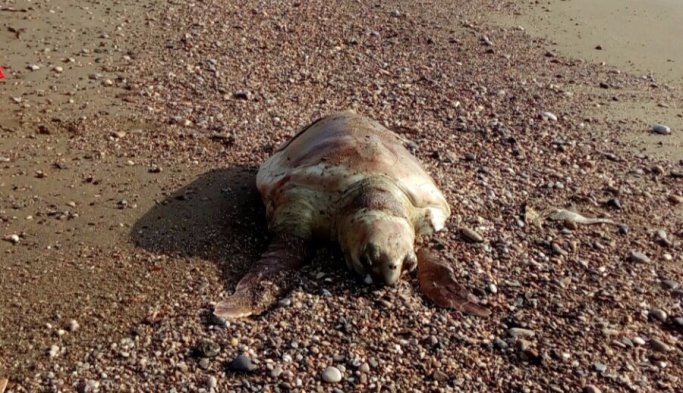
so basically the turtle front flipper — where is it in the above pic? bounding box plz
[214,234,310,319]
[416,249,491,317]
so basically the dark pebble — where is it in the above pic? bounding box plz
[227,354,257,373]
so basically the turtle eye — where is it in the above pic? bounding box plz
[363,242,381,267]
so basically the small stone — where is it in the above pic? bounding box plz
[668,195,683,204]
[68,319,79,332]
[551,242,568,256]
[593,362,607,373]
[652,124,671,135]
[28,64,40,71]
[206,376,217,389]
[649,308,668,322]
[368,358,379,368]
[103,79,114,86]
[662,280,680,290]
[629,251,651,264]
[48,345,60,358]
[488,283,498,294]
[227,354,256,373]
[207,312,228,327]
[632,336,646,346]
[111,131,126,139]
[278,298,292,307]
[607,198,622,209]
[270,366,283,378]
[461,227,484,243]
[322,366,342,383]
[233,90,252,100]
[650,338,671,352]
[53,66,63,73]
[148,165,162,173]
[359,363,370,373]
[3,234,20,244]
[584,385,602,393]
[673,317,683,327]
[198,358,210,370]
[508,328,535,338]
[655,230,672,247]
[196,339,221,358]
[493,338,508,350]
[433,370,448,382]
[541,111,558,121]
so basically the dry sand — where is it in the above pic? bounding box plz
[1,0,682,392]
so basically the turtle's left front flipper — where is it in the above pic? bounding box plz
[214,234,310,319]
[416,249,491,317]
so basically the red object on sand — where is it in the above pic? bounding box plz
[0,66,4,79]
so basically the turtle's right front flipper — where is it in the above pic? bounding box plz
[214,234,310,319]
[416,249,491,317]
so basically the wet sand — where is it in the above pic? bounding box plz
[493,0,683,161]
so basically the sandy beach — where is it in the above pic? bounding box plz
[1,0,681,392]
[492,0,683,161]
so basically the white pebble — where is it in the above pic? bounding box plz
[321,366,342,383]
[4,234,20,244]
[541,111,558,121]
[652,124,671,135]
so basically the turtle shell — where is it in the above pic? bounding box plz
[256,111,451,239]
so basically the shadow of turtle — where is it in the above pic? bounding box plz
[130,165,269,288]
[129,165,358,298]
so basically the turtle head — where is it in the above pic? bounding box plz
[339,211,417,286]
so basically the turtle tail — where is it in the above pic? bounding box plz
[214,234,310,319]
[416,248,491,317]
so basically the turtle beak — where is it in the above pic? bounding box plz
[361,242,402,286]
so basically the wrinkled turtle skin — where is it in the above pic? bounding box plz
[215,111,489,318]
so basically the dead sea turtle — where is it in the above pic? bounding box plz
[215,111,490,319]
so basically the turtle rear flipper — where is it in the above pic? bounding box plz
[214,235,310,319]
[416,249,491,317]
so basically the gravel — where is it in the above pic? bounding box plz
[0,0,681,392]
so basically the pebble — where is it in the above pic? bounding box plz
[68,319,79,332]
[629,251,650,264]
[198,358,210,370]
[3,234,20,244]
[662,280,680,290]
[673,317,683,327]
[652,124,671,135]
[508,328,535,338]
[227,354,256,373]
[655,230,672,247]
[541,111,558,121]
[28,64,40,71]
[148,165,163,173]
[270,366,283,378]
[205,376,217,389]
[648,308,667,322]
[53,66,63,73]
[650,338,671,352]
[593,362,607,373]
[196,339,221,357]
[48,345,60,358]
[322,366,342,383]
[461,227,484,243]
[632,336,646,346]
[584,385,602,393]
[668,194,683,205]
[359,363,370,373]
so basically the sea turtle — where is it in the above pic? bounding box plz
[215,111,490,319]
